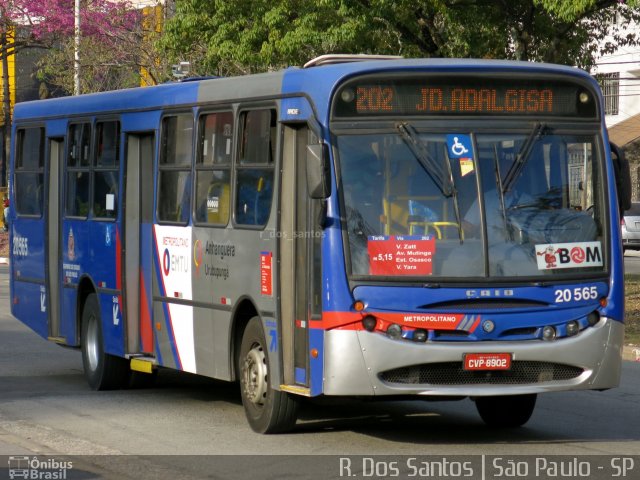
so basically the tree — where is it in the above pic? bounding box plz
[0,0,141,185]
[37,2,172,94]
[158,0,640,77]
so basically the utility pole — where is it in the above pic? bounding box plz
[1,30,10,187]
[74,0,81,95]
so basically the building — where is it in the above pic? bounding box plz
[593,15,640,200]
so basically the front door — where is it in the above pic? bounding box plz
[279,126,322,387]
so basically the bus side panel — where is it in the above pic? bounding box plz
[11,219,47,338]
[11,220,45,280]
[59,220,122,348]
[152,225,195,373]
[192,306,232,380]
[59,218,87,346]
[89,222,124,357]
[12,282,48,339]
[60,286,79,345]
[99,292,125,357]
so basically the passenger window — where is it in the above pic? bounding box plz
[235,109,276,226]
[157,113,193,223]
[195,111,233,225]
[66,122,91,217]
[67,123,91,167]
[14,127,44,216]
[93,121,120,218]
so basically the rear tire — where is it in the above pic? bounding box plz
[238,317,299,433]
[81,293,129,390]
[475,394,537,428]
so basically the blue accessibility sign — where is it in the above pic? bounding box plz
[446,134,472,158]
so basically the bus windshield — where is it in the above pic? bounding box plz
[338,128,605,279]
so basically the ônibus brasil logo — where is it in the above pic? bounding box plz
[8,456,73,479]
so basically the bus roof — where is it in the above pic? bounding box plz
[13,58,597,124]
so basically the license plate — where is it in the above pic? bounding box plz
[463,353,512,371]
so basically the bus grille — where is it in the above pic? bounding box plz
[379,361,584,385]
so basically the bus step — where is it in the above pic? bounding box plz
[130,357,156,374]
[280,384,311,397]
[47,336,67,345]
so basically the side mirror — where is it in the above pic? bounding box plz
[611,142,632,213]
[306,143,331,199]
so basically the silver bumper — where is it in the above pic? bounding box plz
[323,317,623,396]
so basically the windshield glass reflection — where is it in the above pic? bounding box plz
[337,131,604,279]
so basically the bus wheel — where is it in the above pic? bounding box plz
[475,394,537,428]
[238,317,299,433]
[81,293,129,390]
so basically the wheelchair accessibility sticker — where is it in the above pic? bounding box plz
[446,134,474,176]
[446,134,471,158]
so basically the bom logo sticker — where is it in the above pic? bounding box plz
[535,242,602,270]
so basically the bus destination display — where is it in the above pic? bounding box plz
[334,77,596,118]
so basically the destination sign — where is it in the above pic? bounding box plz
[333,76,597,118]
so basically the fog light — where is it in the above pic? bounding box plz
[362,315,377,332]
[566,321,580,337]
[542,325,556,341]
[587,311,600,326]
[413,329,427,342]
[387,323,403,339]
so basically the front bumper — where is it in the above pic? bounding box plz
[323,317,623,396]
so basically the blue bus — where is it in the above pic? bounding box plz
[9,55,631,433]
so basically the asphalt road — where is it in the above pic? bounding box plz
[0,264,639,479]
[625,249,640,274]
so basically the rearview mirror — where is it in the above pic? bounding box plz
[611,142,631,213]
[306,143,331,199]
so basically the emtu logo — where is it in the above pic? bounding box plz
[163,248,171,276]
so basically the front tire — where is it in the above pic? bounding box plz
[475,394,537,428]
[81,293,129,390]
[238,317,299,433]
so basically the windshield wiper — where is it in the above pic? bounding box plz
[502,122,547,194]
[396,122,453,197]
[492,144,509,234]
[396,122,463,244]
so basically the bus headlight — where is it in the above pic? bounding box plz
[542,325,556,341]
[566,321,580,337]
[386,323,403,339]
[362,315,377,332]
[413,329,427,342]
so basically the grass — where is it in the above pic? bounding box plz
[624,275,640,346]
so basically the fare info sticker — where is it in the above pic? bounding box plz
[260,251,273,296]
[368,235,435,276]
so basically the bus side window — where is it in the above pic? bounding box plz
[195,111,233,225]
[14,127,45,217]
[65,123,91,217]
[93,121,120,219]
[235,109,276,226]
[157,113,193,223]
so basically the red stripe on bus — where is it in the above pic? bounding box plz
[139,269,153,353]
[316,311,465,331]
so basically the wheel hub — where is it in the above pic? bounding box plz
[242,344,268,406]
[86,315,99,372]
